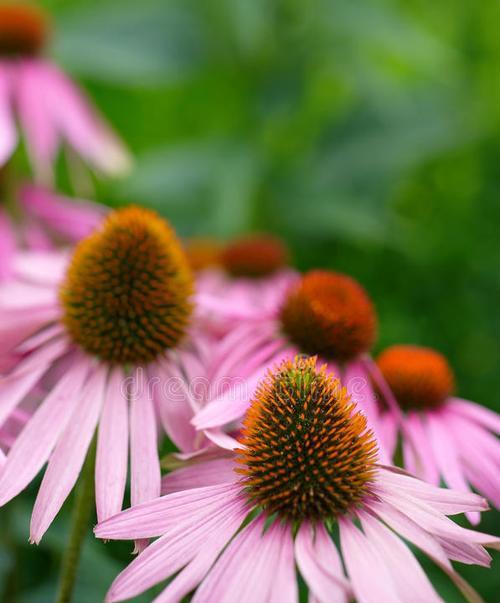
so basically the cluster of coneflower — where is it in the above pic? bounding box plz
[0,4,499,603]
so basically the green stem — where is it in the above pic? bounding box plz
[55,438,97,603]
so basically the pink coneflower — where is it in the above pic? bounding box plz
[0,182,106,281]
[0,2,130,180]
[374,344,500,525]
[0,205,209,543]
[191,234,298,337]
[96,357,499,603]
[194,269,396,459]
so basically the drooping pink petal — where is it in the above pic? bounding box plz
[154,361,199,453]
[448,398,500,434]
[161,458,237,495]
[436,535,491,567]
[378,412,398,459]
[20,184,106,242]
[12,250,68,286]
[41,62,131,175]
[192,363,272,430]
[105,496,246,603]
[16,60,58,181]
[96,368,129,523]
[95,483,243,540]
[425,411,479,523]
[339,517,400,603]
[295,523,350,602]
[344,360,378,419]
[30,366,106,543]
[0,337,68,427]
[376,467,488,515]
[374,484,494,551]
[403,412,440,485]
[16,323,65,353]
[203,428,240,451]
[0,281,58,309]
[0,62,17,165]
[192,517,279,603]
[0,356,90,505]
[367,498,452,570]
[0,210,16,281]
[208,324,276,383]
[268,523,298,603]
[367,496,486,603]
[444,411,500,507]
[0,306,61,353]
[129,368,161,507]
[359,510,443,602]
[150,503,249,603]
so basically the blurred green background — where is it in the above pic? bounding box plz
[1,0,499,600]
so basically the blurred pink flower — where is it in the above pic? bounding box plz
[96,357,499,603]
[373,345,500,525]
[0,206,208,543]
[0,184,106,281]
[195,269,399,460]
[19,184,107,242]
[0,3,130,181]
[190,234,298,337]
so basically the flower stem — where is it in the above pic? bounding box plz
[55,437,97,603]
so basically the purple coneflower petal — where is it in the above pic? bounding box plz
[20,184,106,241]
[376,467,487,515]
[192,364,270,430]
[435,535,491,566]
[130,369,161,507]
[12,250,68,286]
[425,412,479,523]
[339,517,400,603]
[105,495,246,603]
[448,398,500,434]
[0,211,15,281]
[30,366,106,543]
[192,516,283,603]
[161,457,237,495]
[96,368,129,523]
[0,337,68,427]
[155,362,199,452]
[404,412,440,485]
[16,60,58,181]
[295,522,350,602]
[359,510,443,602]
[203,428,239,451]
[267,522,298,603]
[0,357,90,506]
[0,62,17,165]
[41,62,130,175]
[95,483,242,540]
